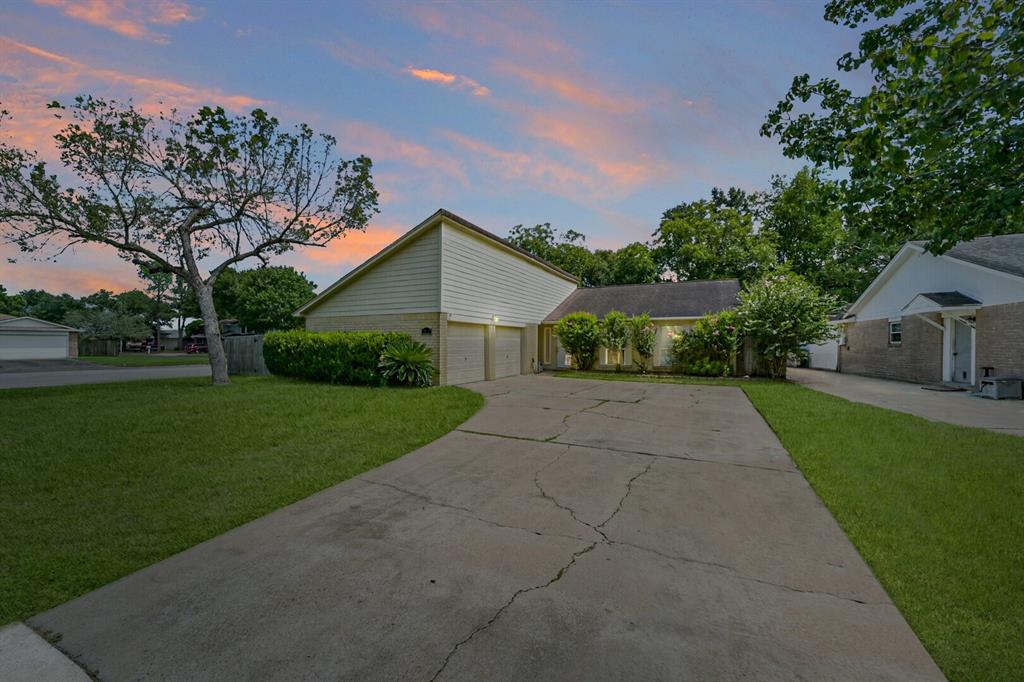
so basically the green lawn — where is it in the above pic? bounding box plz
[0,377,483,624]
[80,354,209,367]
[560,370,1024,682]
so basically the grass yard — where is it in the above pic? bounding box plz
[80,354,209,367]
[0,377,483,624]
[560,370,1024,682]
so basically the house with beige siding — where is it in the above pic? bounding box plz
[838,234,1024,387]
[297,209,742,384]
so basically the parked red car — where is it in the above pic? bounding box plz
[184,342,207,354]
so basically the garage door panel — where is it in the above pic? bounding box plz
[0,331,69,360]
[447,323,485,385]
[495,326,521,378]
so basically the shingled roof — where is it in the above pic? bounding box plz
[543,279,741,322]
[912,233,1024,279]
[920,291,982,307]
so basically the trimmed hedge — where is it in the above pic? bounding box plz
[263,330,411,385]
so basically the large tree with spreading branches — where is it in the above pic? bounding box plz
[762,0,1023,251]
[0,97,379,384]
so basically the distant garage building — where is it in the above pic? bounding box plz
[0,314,79,360]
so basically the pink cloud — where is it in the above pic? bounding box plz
[495,62,642,114]
[404,4,572,59]
[404,67,490,97]
[0,37,264,161]
[33,0,201,44]
[338,120,467,186]
[442,130,596,197]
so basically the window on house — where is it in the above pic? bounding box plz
[889,321,902,345]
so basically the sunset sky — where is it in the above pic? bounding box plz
[0,0,859,296]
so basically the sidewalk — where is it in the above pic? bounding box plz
[788,368,1024,436]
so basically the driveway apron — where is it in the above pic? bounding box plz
[30,375,943,681]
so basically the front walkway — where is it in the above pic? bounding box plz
[789,368,1024,436]
[27,375,941,681]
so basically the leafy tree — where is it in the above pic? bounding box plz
[19,289,83,323]
[0,97,378,384]
[607,243,659,285]
[0,284,25,316]
[234,266,317,333]
[599,310,629,370]
[661,186,763,224]
[508,224,661,286]
[63,307,149,341]
[762,0,1024,251]
[626,313,656,373]
[138,265,176,350]
[554,312,601,371]
[116,289,171,346]
[652,200,776,283]
[737,272,836,378]
[760,167,889,302]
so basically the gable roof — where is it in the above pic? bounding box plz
[543,279,741,322]
[0,316,79,331]
[918,233,1024,279]
[296,208,578,315]
[845,234,1024,319]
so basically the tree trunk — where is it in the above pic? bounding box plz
[195,283,230,385]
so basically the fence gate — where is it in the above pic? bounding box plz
[224,334,269,376]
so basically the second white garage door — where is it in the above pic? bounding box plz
[446,323,486,385]
[495,326,521,378]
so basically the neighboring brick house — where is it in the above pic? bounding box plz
[838,234,1024,386]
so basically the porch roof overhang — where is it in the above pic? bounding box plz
[900,291,981,317]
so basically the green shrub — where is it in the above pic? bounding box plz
[737,272,836,378]
[554,312,601,370]
[627,313,656,373]
[379,337,435,387]
[671,310,741,376]
[263,330,409,385]
[600,310,629,370]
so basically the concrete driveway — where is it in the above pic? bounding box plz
[29,375,942,681]
[790,367,1024,436]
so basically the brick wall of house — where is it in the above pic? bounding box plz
[304,312,447,384]
[67,331,78,359]
[839,314,943,383]
[976,301,1024,380]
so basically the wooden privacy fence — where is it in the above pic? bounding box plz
[79,338,120,356]
[224,334,269,376]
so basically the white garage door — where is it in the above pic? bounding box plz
[495,326,521,378]
[0,331,69,360]
[446,323,486,385]
[807,339,838,370]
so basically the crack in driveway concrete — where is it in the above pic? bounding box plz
[24,375,943,682]
[432,442,657,680]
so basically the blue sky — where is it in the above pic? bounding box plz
[0,0,860,295]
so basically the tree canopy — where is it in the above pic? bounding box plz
[652,199,776,284]
[762,0,1024,251]
[0,97,378,383]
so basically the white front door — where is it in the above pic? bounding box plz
[951,319,973,384]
